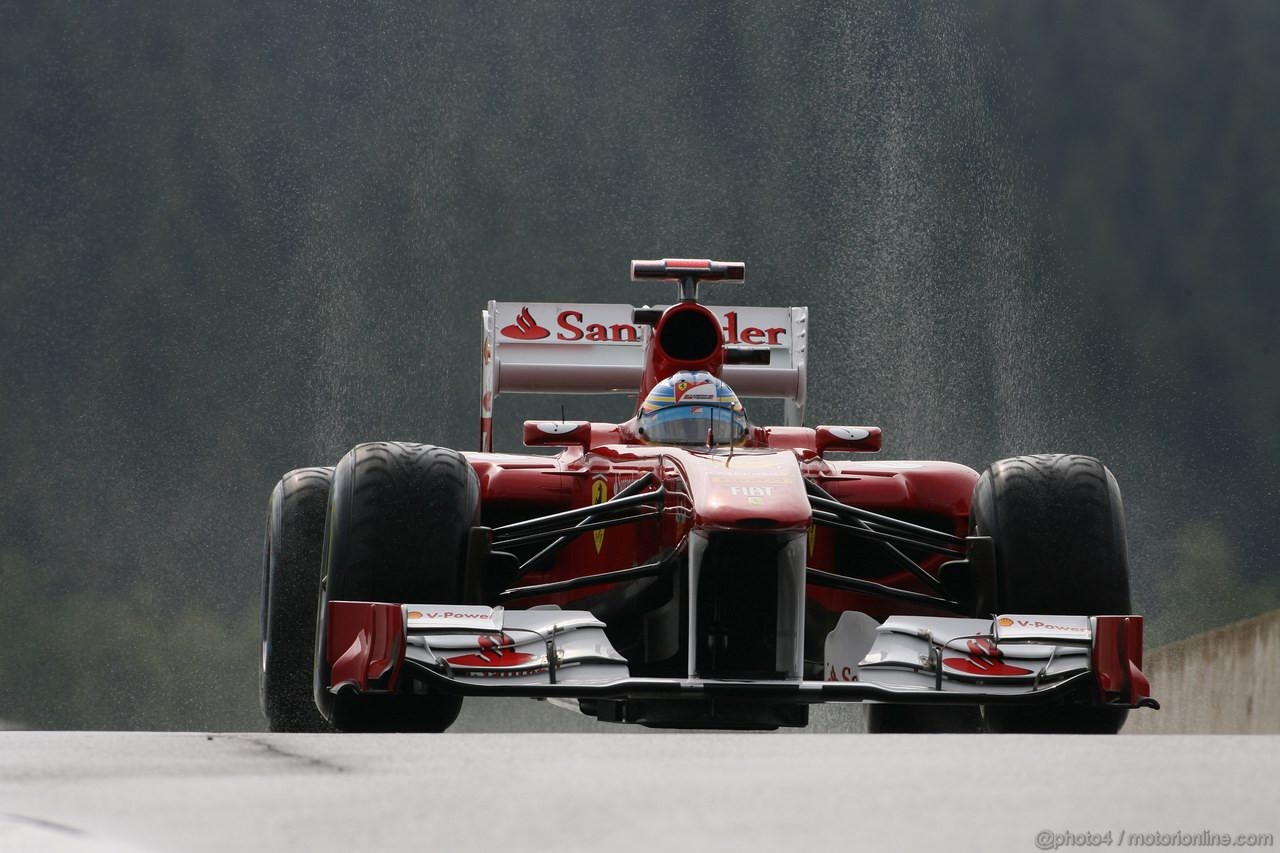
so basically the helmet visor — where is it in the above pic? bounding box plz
[639,405,747,446]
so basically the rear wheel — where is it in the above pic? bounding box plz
[972,454,1131,734]
[260,467,334,733]
[314,442,479,733]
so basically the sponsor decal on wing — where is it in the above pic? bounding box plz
[499,306,551,340]
[405,605,502,632]
[445,633,539,670]
[994,614,1092,643]
[942,638,1034,678]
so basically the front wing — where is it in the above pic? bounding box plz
[325,602,1158,710]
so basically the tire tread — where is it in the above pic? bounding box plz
[974,453,1131,734]
[261,466,334,733]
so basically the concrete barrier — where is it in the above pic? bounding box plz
[1126,609,1280,734]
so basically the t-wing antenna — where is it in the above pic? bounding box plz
[630,258,746,302]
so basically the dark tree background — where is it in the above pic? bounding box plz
[2,1,1276,729]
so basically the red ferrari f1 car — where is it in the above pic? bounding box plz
[259,258,1158,733]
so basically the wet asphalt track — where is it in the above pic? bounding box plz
[1,709,1276,853]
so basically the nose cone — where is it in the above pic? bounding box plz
[681,451,812,532]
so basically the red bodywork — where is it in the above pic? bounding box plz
[467,279,980,661]
[467,445,976,623]
[328,601,405,693]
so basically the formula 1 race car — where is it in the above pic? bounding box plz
[259,258,1158,734]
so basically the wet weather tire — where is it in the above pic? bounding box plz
[314,442,479,733]
[260,466,334,733]
[972,454,1132,734]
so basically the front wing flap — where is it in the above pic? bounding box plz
[325,601,1157,709]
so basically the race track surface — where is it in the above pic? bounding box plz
[2,728,1276,853]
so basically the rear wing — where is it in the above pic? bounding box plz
[481,301,808,451]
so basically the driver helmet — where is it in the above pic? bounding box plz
[637,370,748,446]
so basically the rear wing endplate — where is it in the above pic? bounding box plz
[481,301,808,451]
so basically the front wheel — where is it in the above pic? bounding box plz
[314,442,479,733]
[972,454,1131,734]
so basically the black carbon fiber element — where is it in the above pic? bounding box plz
[695,534,783,679]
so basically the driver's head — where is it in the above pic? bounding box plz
[637,371,748,446]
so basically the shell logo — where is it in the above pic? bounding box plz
[407,611,424,620]
[997,617,1014,628]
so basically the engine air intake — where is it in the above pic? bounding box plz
[657,306,722,362]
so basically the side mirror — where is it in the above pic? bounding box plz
[815,425,882,455]
[523,420,592,448]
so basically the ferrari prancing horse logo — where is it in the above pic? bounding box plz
[591,477,609,553]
